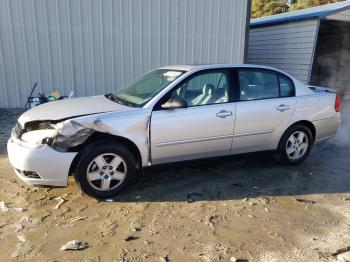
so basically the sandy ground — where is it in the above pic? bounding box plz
[0,101,350,262]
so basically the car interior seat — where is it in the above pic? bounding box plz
[192,84,215,106]
[214,84,228,103]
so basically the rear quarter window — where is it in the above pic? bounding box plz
[279,74,295,97]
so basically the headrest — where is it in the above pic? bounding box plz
[202,84,215,95]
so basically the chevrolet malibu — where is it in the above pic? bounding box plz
[7,64,341,198]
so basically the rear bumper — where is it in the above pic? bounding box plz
[7,137,77,187]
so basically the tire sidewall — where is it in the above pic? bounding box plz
[74,141,136,199]
[279,125,313,165]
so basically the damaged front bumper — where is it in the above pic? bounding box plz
[7,134,77,187]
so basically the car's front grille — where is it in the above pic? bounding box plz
[15,168,41,179]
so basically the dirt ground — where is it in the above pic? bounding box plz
[0,101,350,262]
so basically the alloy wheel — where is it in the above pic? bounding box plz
[86,153,127,191]
[286,131,309,160]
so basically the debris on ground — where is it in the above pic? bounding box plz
[230,258,248,262]
[40,213,51,222]
[0,201,26,212]
[295,198,316,204]
[14,224,23,232]
[131,227,142,232]
[206,215,223,227]
[53,197,66,209]
[69,216,87,223]
[99,220,118,237]
[20,215,32,223]
[160,255,169,262]
[330,246,350,257]
[60,240,89,251]
[187,192,204,203]
[123,235,139,241]
[17,235,26,243]
[264,208,271,213]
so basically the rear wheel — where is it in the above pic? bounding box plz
[74,141,136,199]
[277,125,313,165]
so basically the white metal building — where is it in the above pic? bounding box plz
[0,0,251,108]
[248,1,350,96]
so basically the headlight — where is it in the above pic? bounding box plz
[21,129,58,145]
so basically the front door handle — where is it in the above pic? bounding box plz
[276,104,290,112]
[216,110,233,118]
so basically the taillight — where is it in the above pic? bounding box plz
[335,93,341,112]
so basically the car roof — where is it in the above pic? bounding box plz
[157,64,304,86]
[158,64,284,72]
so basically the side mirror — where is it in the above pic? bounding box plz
[161,97,188,109]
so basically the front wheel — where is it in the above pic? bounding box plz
[74,141,136,199]
[277,125,313,165]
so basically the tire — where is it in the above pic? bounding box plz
[73,140,136,199]
[277,124,313,165]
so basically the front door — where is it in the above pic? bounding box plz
[232,68,297,153]
[150,69,236,164]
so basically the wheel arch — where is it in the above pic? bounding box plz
[280,120,316,146]
[68,132,143,176]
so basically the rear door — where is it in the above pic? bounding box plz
[150,69,236,164]
[232,68,296,153]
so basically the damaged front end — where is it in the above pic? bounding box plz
[13,108,151,169]
[13,118,95,152]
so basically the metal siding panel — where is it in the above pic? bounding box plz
[0,0,248,108]
[248,20,318,84]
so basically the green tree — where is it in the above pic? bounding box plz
[251,0,345,18]
[252,0,289,18]
[290,0,344,11]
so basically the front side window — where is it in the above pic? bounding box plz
[110,69,184,107]
[170,71,229,107]
[238,69,279,101]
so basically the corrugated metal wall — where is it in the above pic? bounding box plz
[0,0,249,108]
[248,20,319,83]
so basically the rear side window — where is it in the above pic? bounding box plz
[238,69,279,101]
[279,74,294,97]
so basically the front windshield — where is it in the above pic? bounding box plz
[109,69,184,107]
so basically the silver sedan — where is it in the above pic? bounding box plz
[8,64,341,198]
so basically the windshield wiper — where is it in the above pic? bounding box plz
[105,93,124,105]
[105,93,135,107]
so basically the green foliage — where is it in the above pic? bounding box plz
[252,0,289,18]
[251,0,345,18]
[290,0,344,11]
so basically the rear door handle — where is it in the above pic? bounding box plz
[276,104,290,112]
[216,110,233,118]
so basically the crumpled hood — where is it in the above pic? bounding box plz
[18,95,132,126]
